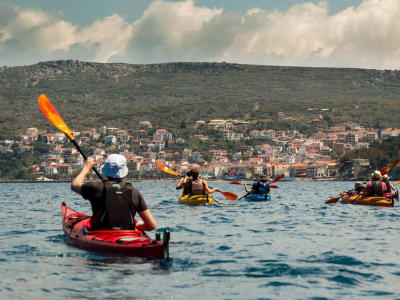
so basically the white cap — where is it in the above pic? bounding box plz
[101,154,128,178]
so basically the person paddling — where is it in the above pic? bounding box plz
[176,171,193,196]
[176,168,219,196]
[340,182,365,200]
[71,154,156,231]
[244,174,270,197]
[382,174,396,198]
[358,170,387,199]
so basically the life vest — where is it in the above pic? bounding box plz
[256,181,269,195]
[190,179,205,195]
[369,181,384,196]
[101,181,136,230]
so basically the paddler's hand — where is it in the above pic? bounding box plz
[84,157,96,170]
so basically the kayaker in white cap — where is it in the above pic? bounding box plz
[359,170,386,198]
[71,154,156,231]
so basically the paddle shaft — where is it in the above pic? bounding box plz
[71,138,103,181]
[237,193,250,200]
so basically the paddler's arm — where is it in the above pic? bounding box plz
[176,176,188,190]
[203,180,219,194]
[244,183,251,193]
[71,157,95,195]
[136,209,156,231]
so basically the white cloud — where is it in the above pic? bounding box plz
[0,4,133,64]
[1,0,400,69]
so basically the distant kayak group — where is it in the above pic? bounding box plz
[38,94,399,260]
[325,160,400,206]
[172,164,280,204]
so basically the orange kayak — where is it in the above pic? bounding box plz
[341,194,394,207]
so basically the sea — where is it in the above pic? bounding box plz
[1,181,400,299]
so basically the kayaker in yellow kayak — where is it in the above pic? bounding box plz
[176,168,219,196]
[71,154,156,232]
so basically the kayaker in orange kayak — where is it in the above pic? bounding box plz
[358,170,387,199]
[339,182,365,200]
[71,154,156,231]
[382,174,396,198]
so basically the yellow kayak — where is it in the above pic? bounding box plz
[178,194,214,206]
[341,194,394,207]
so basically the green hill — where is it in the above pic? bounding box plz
[1,60,400,137]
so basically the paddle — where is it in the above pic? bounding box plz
[38,94,103,181]
[325,188,358,204]
[271,174,285,184]
[325,197,340,204]
[157,162,183,178]
[237,192,250,201]
[230,182,279,189]
[380,158,400,175]
[157,162,237,200]
[350,193,363,204]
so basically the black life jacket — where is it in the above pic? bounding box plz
[371,181,383,196]
[101,181,135,230]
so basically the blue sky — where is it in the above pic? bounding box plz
[1,0,398,69]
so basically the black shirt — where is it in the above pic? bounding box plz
[81,180,148,228]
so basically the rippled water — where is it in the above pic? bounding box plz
[1,181,400,299]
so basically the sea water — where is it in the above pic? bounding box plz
[1,181,400,299]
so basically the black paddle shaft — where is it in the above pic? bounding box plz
[71,139,104,181]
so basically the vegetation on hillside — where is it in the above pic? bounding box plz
[339,136,400,179]
[1,60,400,137]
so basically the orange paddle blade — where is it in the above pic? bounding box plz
[271,174,284,184]
[38,94,74,141]
[380,158,400,175]
[157,162,183,177]
[325,197,340,204]
[269,185,279,189]
[220,191,238,200]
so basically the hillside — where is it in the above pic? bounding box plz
[1,60,400,137]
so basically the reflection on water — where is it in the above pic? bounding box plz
[1,181,400,298]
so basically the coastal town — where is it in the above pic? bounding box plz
[2,115,400,181]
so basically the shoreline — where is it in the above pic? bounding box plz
[0,178,347,183]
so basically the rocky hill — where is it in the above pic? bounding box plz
[1,60,400,137]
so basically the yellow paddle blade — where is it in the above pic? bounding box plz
[157,162,183,177]
[38,94,74,141]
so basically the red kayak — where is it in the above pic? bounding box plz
[62,202,170,259]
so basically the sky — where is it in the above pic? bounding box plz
[1,0,399,70]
